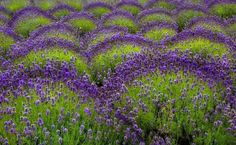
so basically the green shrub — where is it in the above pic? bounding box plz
[169,38,230,58]
[69,18,96,33]
[15,48,88,75]
[0,32,15,53]
[88,7,111,18]
[104,17,138,33]
[143,28,176,41]
[176,10,205,30]
[1,0,29,11]
[210,4,236,18]
[15,16,51,38]
[91,44,141,82]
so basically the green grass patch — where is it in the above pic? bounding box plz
[140,13,174,25]
[143,28,176,41]
[88,7,111,18]
[69,18,96,33]
[169,38,231,58]
[210,4,236,18]
[1,0,29,12]
[15,16,51,38]
[53,9,72,19]
[176,10,205,30]
[0,83,123,144]
[0,32,15,53]
[91,44,141,83]
[117,71,235,144]
[104,17,138,33]
[15,48,88,75]
[119,5,141,16]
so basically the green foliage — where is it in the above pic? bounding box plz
[104,17,138,33]
[169,38,230,58]
[37,0,57,10]
[0,32,15,52]
[15,16,51,38]
[91,44,141,83]
[64,0,83,11]
[53,9,71,19]
[1,0,29,11]
[69,18,96,33]
[143,28,176,41]
[120,5,141,16]
[210,4,236,18]
[120,71,234,144]
[176,10,205,30]
[88,7,111,18]
[140,13,174,25]
[15,48,88,75]
[138,0,149,5]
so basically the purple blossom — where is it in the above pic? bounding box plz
[84,107,92,116]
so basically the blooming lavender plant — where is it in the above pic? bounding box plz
[0,0,235,144]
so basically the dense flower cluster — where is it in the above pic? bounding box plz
[0,0,235,145]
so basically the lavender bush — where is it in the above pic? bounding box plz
[0,0,235,145]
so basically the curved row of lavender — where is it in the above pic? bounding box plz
[0,0,236,145]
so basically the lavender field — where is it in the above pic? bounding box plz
[0,0,236,144]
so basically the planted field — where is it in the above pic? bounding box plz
[0,0,236,145]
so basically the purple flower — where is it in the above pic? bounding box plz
[37,118,44,127]
[35,100,40,106]
[80,124,85,134]
[84,107,91,116]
